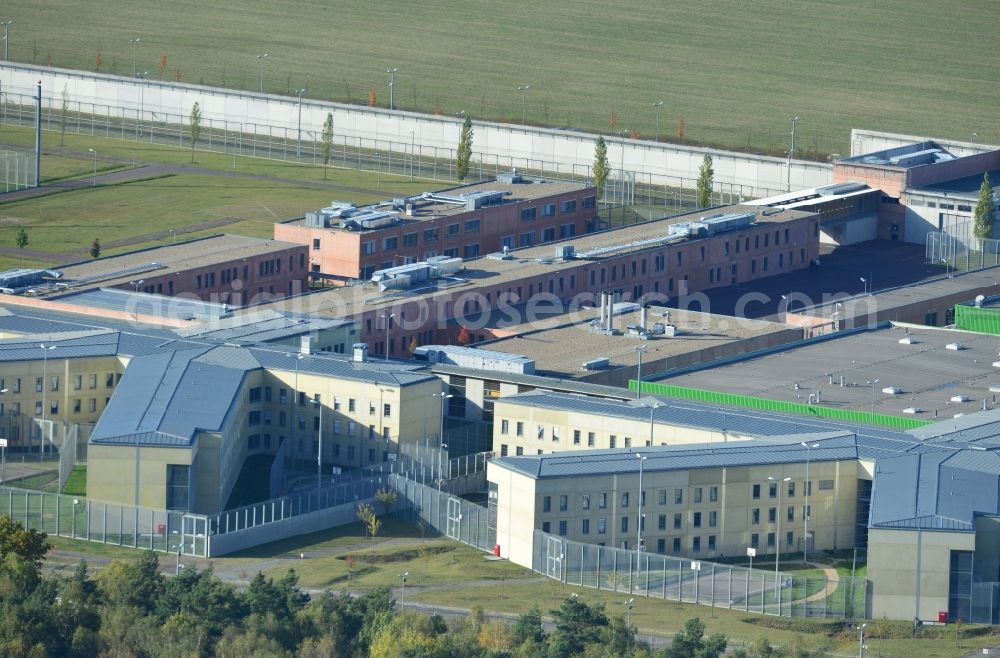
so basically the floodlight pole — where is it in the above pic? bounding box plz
[652,101,664,142]
[787,116,799,192]
[1,20,13,61]
[769,475,791,612]
[39,344,56,460]
[386,68,398,110]
[129,37,141,78]
[88,149,97,186]
[866,378,879,416]
[801,442,819,564]
[438,393,453,486]
[256,53,269,93]
[296,88,306,159]
[634,345,647,399]
[518,84,531,123]
[636,453,646,553]
[316,401,323,495]
[381,313,395,361]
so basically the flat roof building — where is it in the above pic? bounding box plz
[274,176,599,283]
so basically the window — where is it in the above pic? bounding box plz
[599,493,607,509]
[362,241,376,256]
[658,514,667,530]
[674,488,683,505]
[73,399,81,414]
[542,522,550,533]
[621,516,629,532]
[369,401,376,416]
[542,203,556,217]
[752,484,761,499]
[609,435,616,449]
[560,223,576,238]
[559,495,567,512]
[542,496,551,512]
[692,536,701,552]
[708,511,717,527]
[751,533,759,549]
[551,427,560,443]
[709,486,718,502]
[693,512,702,528]
[769,482,778,498]
[542,227,555,242]
[35,377,42,393]
[787,506,795,522]
[312,237,321,250]
[73,375,82,391]
[166,465,190,511]
[501,419,509,435]
[597,517,607,534]
[694,487,702,503]
[818,479,835,490]
[248,410,262,426]
[558,521,567,536]
[383,403,391,418]
[516,421,524,437]
[348,398,356,412]
[768,508,776,523]
[573,430,581,445]
[464,219,480,234]
[516,447,523,456]
[249,387,262,402]
[446,223,460,237]
[657,538,666,554]
[787,531,794,547]
[537,425,545,440]
[673,537,682,553]
[521,207,537,222]
[582,519,590,534]
[788,481,795,497]
[752,508,760,524]
[621,492,629,508]
[423,227,440,242]
[403,232,418,247]
[673,513,682,529]
[89,399,97,413]
[520,232,534,247]
[560,199,577,213]
[767,532,775,547]
[582,196,596,209]
[708,535,716,552]
[582,494,590,510]
[88,374,97,389]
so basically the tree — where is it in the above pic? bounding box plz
[548,596,608,657]
[95,52,102,71]
[374,488,397,513]
[593,136,610,203]
[0,516,51,568]
[407,337,418,356]
[159,53,168,78]
[677,118,685,140]
[696,154,714,209]
[189,101,202,163]
[661,617,727,658]
[356,503,381,551]
[321,112,334,181]
[15,228,28,266]
[89,238,101,259]
[456,115,474,181]
[60,84,69,147]
[973,171,995,240]
[368,89,377,108]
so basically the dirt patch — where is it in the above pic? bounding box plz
[339,545,455,564]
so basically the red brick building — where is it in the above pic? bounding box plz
[274,176,598,284]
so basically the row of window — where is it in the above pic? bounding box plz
[0,397,105,417]
[245,433,387,465]
[519,197,593,223]
[246,387,393,418]
[0,374,116,395]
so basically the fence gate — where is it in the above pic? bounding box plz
[545,536,565,581]
[182,514,208,557]
[446,497,462,540]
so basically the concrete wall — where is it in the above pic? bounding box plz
[850,129,996,160]
[1,63,832,195]
[868,527,974,622]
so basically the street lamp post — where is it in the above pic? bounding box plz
[787,116,799,192]
[399,571,409,606]
[518,84,531,123]
[386,68,398,110]
[129,37,141,78]
[136,71,149,138]
[636,453,646,553]
[652,101,664,142]
[634,345,647,399]
[39,344,56,460]
[801,442,819,564]
[295,88,306,160]
[866,378,880,416]
[129,279,144,326]
[316,400,323,495]
[857,623,867,658]
[256,53,269,93]
[88,149,97,186]
[768,475,791,611]
[647,402,658,447]
[625,598,634,627]
[174,541,184,575]
[381,313,395,361]
[0,387,7,482]
[2,20,14,61]
[941,258,951,278]
[437,393,453,485]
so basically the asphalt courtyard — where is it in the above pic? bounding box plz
[666,240,942,320]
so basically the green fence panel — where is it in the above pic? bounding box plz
[631,381,931,430]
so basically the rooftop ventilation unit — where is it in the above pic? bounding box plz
[341,210,400,230]
[881,386,902,395]
[946,342,964,351]
[898,335,918,345]
[464,190,508,210]
[950,395,970,403]
[497,170,525,184]
[582,357,610,371]
[555,245,576,259]
[902,407,923,414]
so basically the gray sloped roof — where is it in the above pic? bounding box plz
[494,431,859,480]
[249,346,437,387]
[0,330,121,362]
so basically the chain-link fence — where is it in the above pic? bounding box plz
[0,485,208,556]
[0,91,772,213]
[532,532,868,619]
[390,474,495,552]
[0,148,36,190]
[926,220,1000,273]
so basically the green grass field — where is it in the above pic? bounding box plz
[5,1,997,156]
